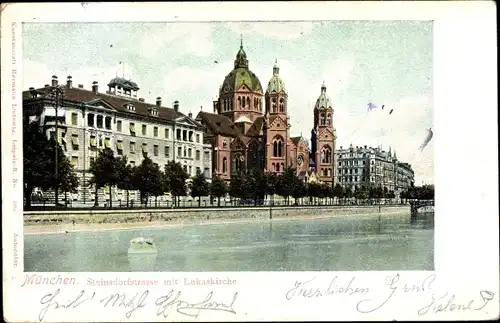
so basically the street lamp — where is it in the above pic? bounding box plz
[48,85,64,207]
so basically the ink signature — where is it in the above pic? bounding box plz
[38,289,95,322]
[356,273,436,313]
[418,290,495,315]
[100,290,149,319]
[155,290,238,318]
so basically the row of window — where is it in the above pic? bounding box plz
[338,160,368,166]
[270,97,285,113]
[70,112,202,143]
[60,133,206,161]
[220,96,263,112]
[339,168,364,175]
[321,168,333,177]
[71,154,210,178]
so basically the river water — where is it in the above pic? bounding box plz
[24,212,434,272]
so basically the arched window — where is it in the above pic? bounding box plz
[238,96,242,108]
[326,113,331,125]
[259,99,262,111]
[246,97,250,109]
[242,96,245,108]
[276,163,280,172]
[279,98,284,112]
[320,113,326,125]
[254,98,257,109]
[273,136,284,157]
[281,162,284,171]
[272,163,276,171]
[222,140,228,149]
[222,157,227,174]
[321,145,332,163]
[272,98,277,113]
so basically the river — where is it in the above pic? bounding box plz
[24,212,434,272]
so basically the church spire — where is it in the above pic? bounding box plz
[234,36,248,69]
[273,58,280,75]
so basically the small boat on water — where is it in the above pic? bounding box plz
[128,237,158,254]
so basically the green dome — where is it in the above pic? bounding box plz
[220,41,263,95]
[220,68,263,95]
[315,81,332,109]
[266,61,287,94]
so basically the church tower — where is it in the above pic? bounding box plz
[264,60,290,173]
[310,82,337,185]
[214,38,264,129]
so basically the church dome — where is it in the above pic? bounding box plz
[266,60,287,95]
[314,81,332,109]
[219,40,263,95]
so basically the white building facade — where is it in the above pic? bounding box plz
[336,144,415,195]
[23,75,212,205]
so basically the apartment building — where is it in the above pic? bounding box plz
[23,75,212,204]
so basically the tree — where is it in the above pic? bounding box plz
[265,172,279,205]
[210,176,228,207]
[58,160,79,206]
[343,185,353,203]
[190,169,210,207]
[246,168,267,205]
[332,183,344,204]
[164,161,189,207]
[307,182,321,204]
[89,148,120,207]
[291,177,307,205]
[23,121,78,208]
[276,168,296,205]
[229,172,246,201]
[354,185,369,201]
[116,156,135,207]
[134,157,164,207]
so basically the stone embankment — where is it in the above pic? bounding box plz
[25,205,410,226]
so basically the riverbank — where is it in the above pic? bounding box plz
[24,205,410,235]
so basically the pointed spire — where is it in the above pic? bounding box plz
[321,81,326,93]
[240,34,243,48]
[273,58,280,75]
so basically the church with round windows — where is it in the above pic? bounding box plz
[196,40,337,185]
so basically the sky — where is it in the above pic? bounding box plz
[22,21,434,184]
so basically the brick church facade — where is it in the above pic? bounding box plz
[196,40,337,185]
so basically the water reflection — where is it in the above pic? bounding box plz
[25,213,434,272]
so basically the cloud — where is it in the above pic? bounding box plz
[226,22,314,40]
[139,23,215,59]
[334,95,434,183]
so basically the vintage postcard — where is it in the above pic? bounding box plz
[2,1,498,322]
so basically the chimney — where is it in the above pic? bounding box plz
[188,112,193,119]
[364,145,367,149]
[78,84,84,89]
[139,98,145,102]
[66,75,73,88]
[45,84,50,88]
[92,81,98,94]
[173,100,179,112]
[51,75,58,86]
[156,97,162,107]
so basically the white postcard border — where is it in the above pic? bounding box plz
[1,1,498,322]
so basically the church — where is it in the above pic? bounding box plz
[195,40,337,185]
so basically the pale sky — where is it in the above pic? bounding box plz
[23,21,434,184]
